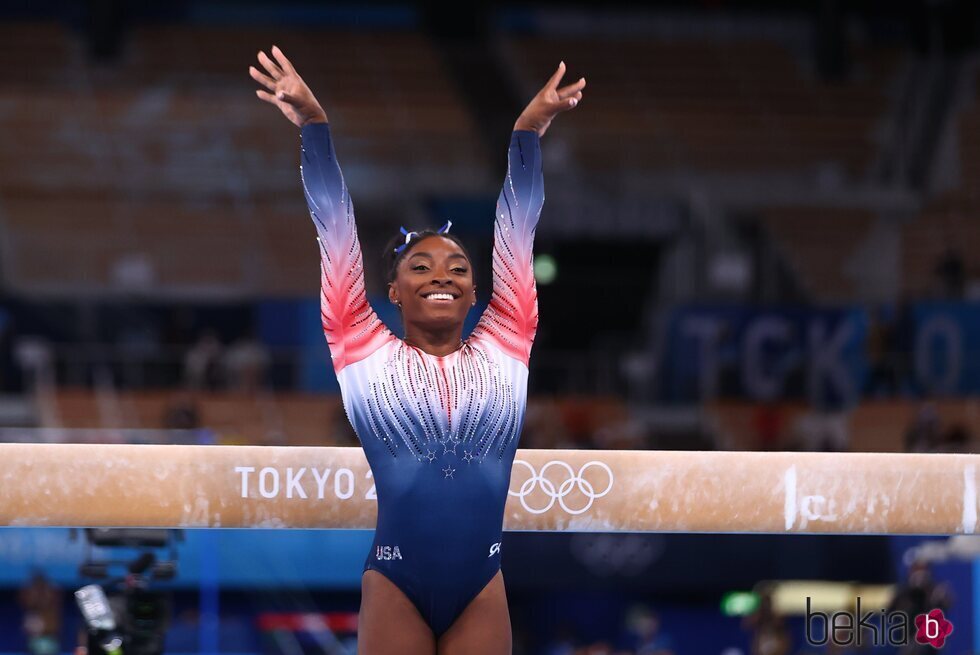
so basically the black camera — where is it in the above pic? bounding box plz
[74,529,181,655]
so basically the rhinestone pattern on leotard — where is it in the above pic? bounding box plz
[359,341,520,470]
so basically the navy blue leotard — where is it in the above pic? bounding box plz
[299,121,543,637]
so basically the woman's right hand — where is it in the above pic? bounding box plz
[250,45,328,128]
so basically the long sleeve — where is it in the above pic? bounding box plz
[301,122,394,374]
[470,129,543,367]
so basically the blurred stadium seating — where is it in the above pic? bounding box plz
[504,35,901,177]
[0,22,492,296]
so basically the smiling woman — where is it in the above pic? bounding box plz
[250,43,583,654]
[381,223,478,357]
[296,113,543,650]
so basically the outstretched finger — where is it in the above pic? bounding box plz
[271,45,296,74]
[558,77,586,100]
[257,50,283,80]
[249,65,277,91]
[545,60,566,91]
[255,89,278,105]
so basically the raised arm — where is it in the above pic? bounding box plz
[302,123,393,373]
[469,130,544,365]
[251,46,393,373]
[470,62,585,366]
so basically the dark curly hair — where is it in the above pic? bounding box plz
[382,228,474,286]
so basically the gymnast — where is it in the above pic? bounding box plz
[250,45,584,654]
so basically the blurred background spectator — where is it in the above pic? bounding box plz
[18,572,62,655]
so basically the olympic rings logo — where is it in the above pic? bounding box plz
[508,460,614,515]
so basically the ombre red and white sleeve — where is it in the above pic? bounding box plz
[470,129,543,367]
[300,122,394,375]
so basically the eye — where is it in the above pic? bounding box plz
[412,264,429,271]
[452,267,468,274]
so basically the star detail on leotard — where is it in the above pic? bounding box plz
[424,449,437,463]
[442,437,459,456]
[462,450,476,463]
[442,466,455,479]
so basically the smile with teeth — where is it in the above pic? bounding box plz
[422,292,456,303]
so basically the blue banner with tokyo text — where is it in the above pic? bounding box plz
[661,302,980,403]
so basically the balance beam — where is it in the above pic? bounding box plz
[1,444,975,535]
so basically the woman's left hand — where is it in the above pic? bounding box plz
[514,61,585,137]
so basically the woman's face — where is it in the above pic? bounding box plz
[388,235,476,330]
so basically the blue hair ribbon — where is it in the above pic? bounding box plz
[393,220,453,255]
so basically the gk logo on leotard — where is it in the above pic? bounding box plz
[508,460,614,515]
[488,542,501,558]
[376,545,402,560]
